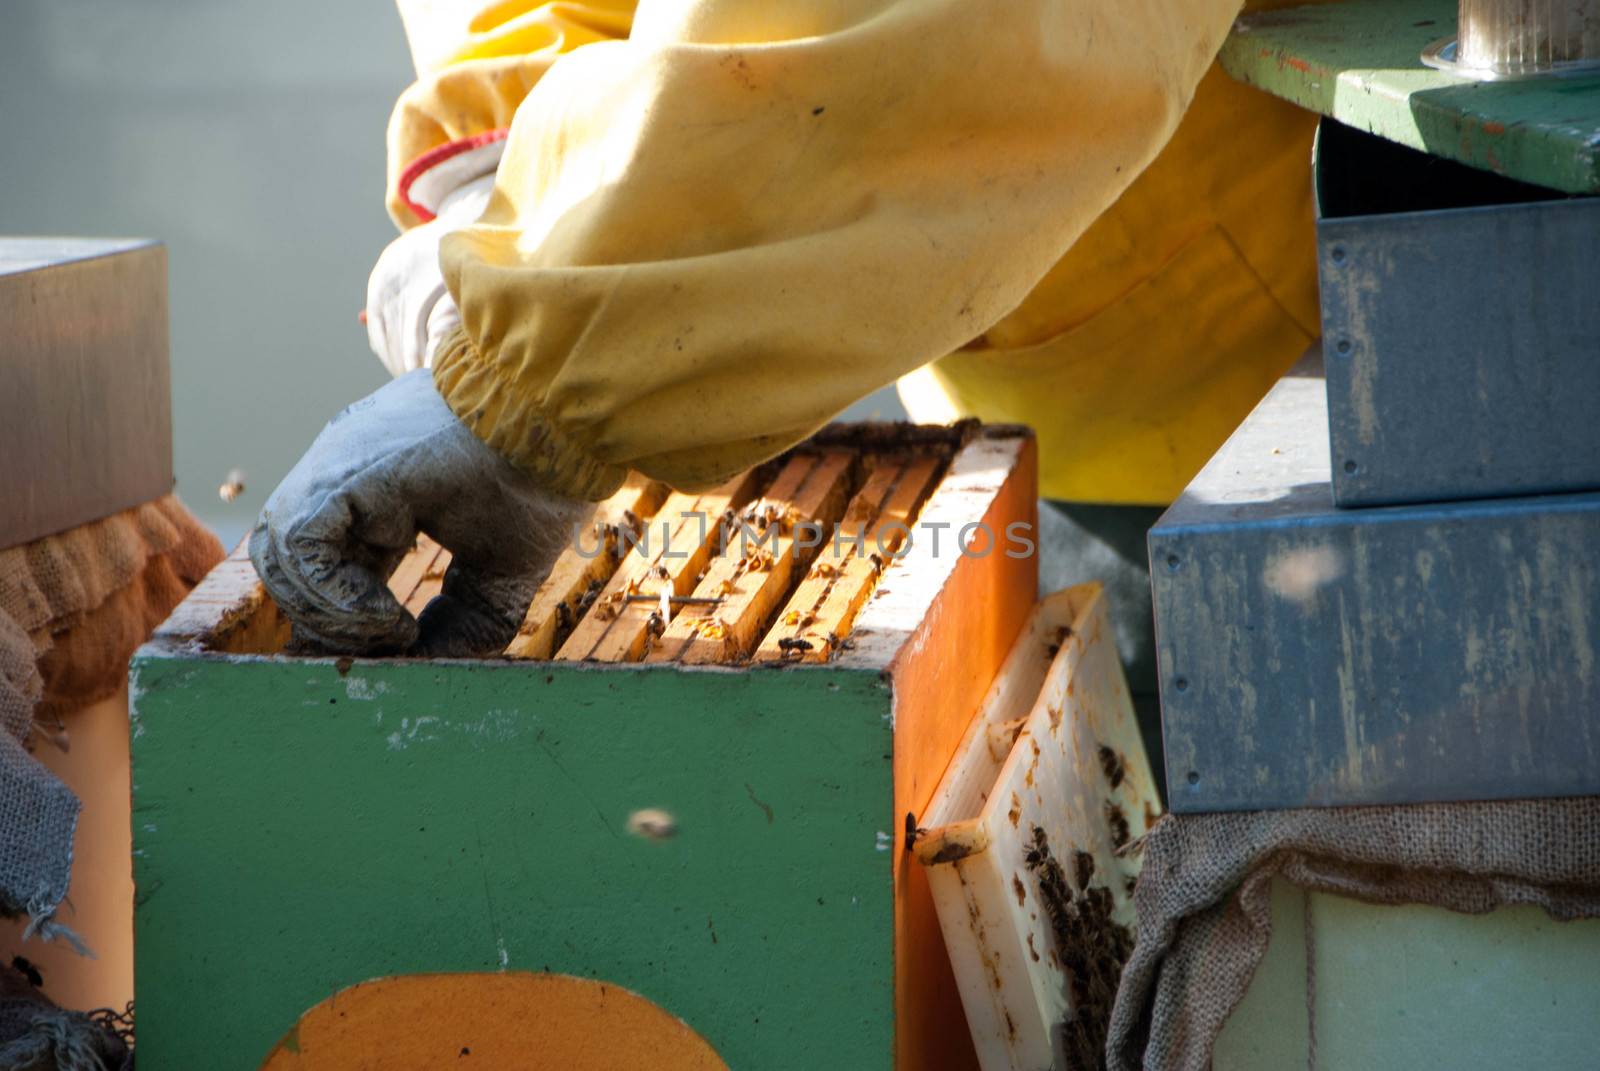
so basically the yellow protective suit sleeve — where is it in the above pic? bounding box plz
[428,0,1245,500]
[897,0,1335,505]
[386,0,636,229]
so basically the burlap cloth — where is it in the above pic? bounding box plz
[1105,799,1600,1070]
[0,495,222,944]
[0,960,131,1071]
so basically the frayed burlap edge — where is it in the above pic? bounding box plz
[1106,799,1600,1071]
[0,495,223,951]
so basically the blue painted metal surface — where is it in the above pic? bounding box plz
[1150,368,1600,812]
[1315,120,1600,508]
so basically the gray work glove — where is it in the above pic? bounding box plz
[249,369,592,657]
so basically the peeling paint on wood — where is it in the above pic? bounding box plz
[1221,0,1600,194]
[1313,118,1600,507]
[1151,373,1600,811]
[131,655,898,1069]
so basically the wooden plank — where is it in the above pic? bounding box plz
[819,455,943,644]
[750,460,904,663]
[385,536,443,607]
[755,456,942,663]
[1219,0,1600,194]
[914,585,1157,1071]
[861,432,1038,1071]
[640,456,818,664]
[840,460,908,541]
[601,475,672,530]
[169,539,291,656]
[400,540,450,617]
[130,650,902,1070]
[504,475,670,660]
[553,490,703,663]
[555,471,762,662]
[648,453,854,664]
[864,456,944,550]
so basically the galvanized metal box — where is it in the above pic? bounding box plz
[0,238,173,547]
[1316,119,1600,508]
[1149,367,1600,813]
[130,426,1038,1070]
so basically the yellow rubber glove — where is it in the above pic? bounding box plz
[414,0,1244,501]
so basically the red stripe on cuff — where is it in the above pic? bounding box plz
[396,128,510,224]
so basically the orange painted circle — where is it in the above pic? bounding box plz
[260,972,729,1070]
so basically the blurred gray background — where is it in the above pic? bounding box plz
[0,0,903,547]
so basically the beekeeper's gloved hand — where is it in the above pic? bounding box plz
[365,172,494,377]
[249,370,592,657]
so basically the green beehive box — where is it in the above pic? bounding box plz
[130,425,1038,1070]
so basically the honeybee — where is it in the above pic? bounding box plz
[218,468,246,502]
[592,590,624,622]
[627,808,678,841]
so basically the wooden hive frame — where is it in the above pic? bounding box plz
[366,427,972,671]
[131,423,1038,1071]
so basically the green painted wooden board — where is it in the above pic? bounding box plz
[1220,0,1600,193]
[130,656,895,1069]
[127,427,1039,1070]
